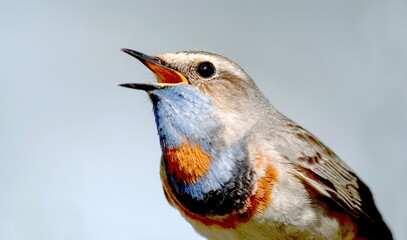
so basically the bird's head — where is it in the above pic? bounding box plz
[120,49,273,147]
[121,48,263,110]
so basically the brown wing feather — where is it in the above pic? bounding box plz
[267,121,392,239]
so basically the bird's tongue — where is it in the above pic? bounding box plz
[143,60,188,84]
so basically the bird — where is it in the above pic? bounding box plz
[120,48,392,240]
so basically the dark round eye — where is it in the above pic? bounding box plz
[197,62,216,78]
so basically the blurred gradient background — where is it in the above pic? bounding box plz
[1,0,406,239]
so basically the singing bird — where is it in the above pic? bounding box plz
[120,49,392,240]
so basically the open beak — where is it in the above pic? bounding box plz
[119,48,189,91]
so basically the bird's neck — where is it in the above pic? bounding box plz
[149,85,253,216]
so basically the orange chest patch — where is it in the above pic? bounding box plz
[162,149,279,229]
[164,142,212,184]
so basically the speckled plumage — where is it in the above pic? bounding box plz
[120,49,392,240]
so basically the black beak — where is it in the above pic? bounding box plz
[121,48,163,68]
[119,83,165,91]
[119,48,189,91]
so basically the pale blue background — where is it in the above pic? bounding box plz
[1,1,406,239]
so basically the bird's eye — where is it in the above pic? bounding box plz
[197,62,216,78]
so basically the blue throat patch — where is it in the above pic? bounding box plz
[149,84,252,216]
[149,84,218,152]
